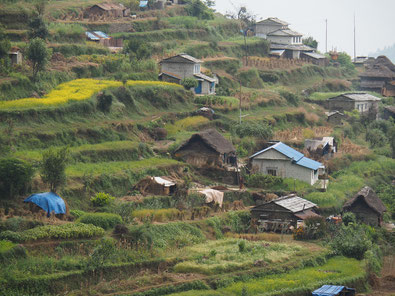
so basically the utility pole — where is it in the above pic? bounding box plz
[325,19,328,53]
[354,12,357,62]
[239,79,242,124]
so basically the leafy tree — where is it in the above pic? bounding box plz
[28,17,49,40]
[185,0,214,20]
[181,77,198,90]
[342,212,356,226]
[97,91,113,113]
[366,128,387,148]
[0,25,11,60]
[27,37,51,80]
[0,158,34,200]
[336,52,355,72]
[302,36,318,49]
[40,147,70,192]
[205,0,215,8]
[123,40,152,61]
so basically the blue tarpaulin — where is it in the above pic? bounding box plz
[24,192,66,217]
[139,0,148,7]
[312,285,355,296]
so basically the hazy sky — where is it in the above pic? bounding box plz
[214,0,395,57]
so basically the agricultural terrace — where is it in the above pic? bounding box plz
[0,79,181,110]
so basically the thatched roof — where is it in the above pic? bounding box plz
[343,186,386,214]
[175,129,235,154]
[360,55,395,79]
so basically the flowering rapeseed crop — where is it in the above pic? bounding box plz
[0,79,181,111]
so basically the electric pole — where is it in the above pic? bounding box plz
[354,13,356,61]
[325,19,328,53]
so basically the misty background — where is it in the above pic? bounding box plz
[214,0,395,62]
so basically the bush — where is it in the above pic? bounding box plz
[239,69,264,89]
[69,209,87,219]
[342,212,356,226]
[181,77,198,90]
[280,91,300,106]
[0,223,105,243]
[91,192,115,207]
[245,174,283,188]
[0,158,34,200]
[97,91,113,113]
[330,225,371,260]
[0,217,43,232]
[77,213,122,230]
[0,241,27,263]
[234,122,273,139]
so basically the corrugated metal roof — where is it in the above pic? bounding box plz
[329,92,381,102]
[270,43,314,51]
[274,195,317,213]
[86,32,100,41]
[161,53,202,64]
[268,29,302,37]
[93,31,109,39]
[257,17,289,26]
[270,49,285,56]
[194,73,216,83]
[302,52,327,59]
[312,285,345,296]
[249,142,322,170]
[139,0,148,7]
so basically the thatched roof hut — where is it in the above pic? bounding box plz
[343,186,386,226]
[174,129,236,168]
[360,56,395,95]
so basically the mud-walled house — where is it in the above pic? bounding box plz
[343,186,386,227]
[174,129,236,168]
[251,194,320,227]
[84,3,130,19]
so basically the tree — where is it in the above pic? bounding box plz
[0,158,34,200]
[123,40,152,61]
[28,17,49,40]
[27,37,51,80]
[336,52,355,72]
[302,36,318,49]
[181,77,198,90]
[185,0,214,20]
[97,91,113,113]
[0,25,11,60]
[40,147,70,192]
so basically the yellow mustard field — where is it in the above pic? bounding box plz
[0,79,181,110]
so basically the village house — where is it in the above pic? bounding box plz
[343,186,386,227]
[174,129,236,168]
[254,17,315,60]
[326,92,381,118]
[249,142,324,185]
[251,194,320,228]
[8,46,22,65]
[305,137,337,156]
[84,3,130,19]
[85,31,123,48]
[300,52,328,66]
[159,53,216,95]
[326,110,345,125]
[359,55,395,96]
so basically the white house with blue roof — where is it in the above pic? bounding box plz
[249,142,324,185]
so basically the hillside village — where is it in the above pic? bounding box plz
[0,0,394,295]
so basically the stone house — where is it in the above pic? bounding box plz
[326,111,345,125]
[326,92,381,118]
[359,56,395,96]
[159,53,216,95]
[249,142,324,185]
[255,17,289,39]
[343,186,386,227]
[300,52,328,66]
[251,194,320,227]
[174,129,236,168]
[267,29,303,46]
[84,3,130,19]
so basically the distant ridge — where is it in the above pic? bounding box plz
[370,43,395,63]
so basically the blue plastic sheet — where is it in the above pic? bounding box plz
[24,192,66,217]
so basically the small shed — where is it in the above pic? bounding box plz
[326,111,345,125]
[134,176,177,196]
[24,192,67,217]
[301,52,328,66]
[85,3,130,18]
[174,129,236,168]
[343,186,386,227]
[312,285,356,296]
[251,194,320,227]
[9,47,22,65]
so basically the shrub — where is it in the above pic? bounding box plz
[97,91,113,113]
[0,158,34,200]
[330,225,371,260]
[238,240,246,252]
[69,209,87,219]
[0,223,105,243]
[181,77,198,90]
[342,212,356,226]
[280,91,300,106]
[91,192,115,207]
[0,241,27,263]
[239,69,264,89]
[245,173,283,188]
[77,213,122,230]
[234,122,273,139]
[0,217,43,232]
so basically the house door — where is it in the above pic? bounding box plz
[195,81,202,94]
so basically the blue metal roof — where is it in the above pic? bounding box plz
[139,0,148,7]
[85,32,100,41]
[312,285,345,296]
[93,31,109,38]
[249,142,322,170]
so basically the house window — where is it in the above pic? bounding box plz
[194,64,200,74]
[267,168,277,176]
[365,103,368,110]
